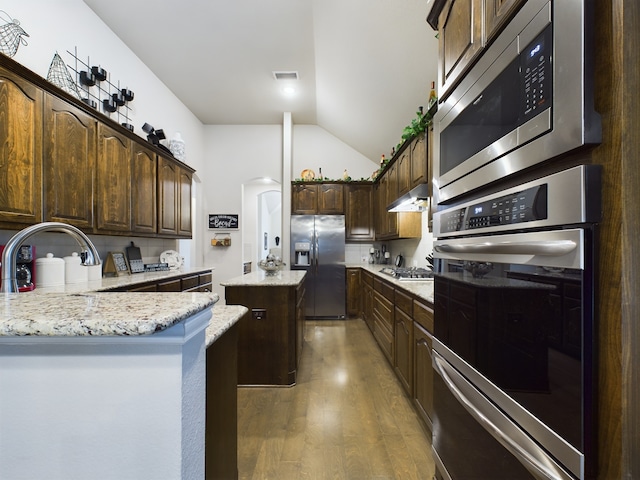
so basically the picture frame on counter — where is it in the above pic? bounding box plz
[209,214,239,229]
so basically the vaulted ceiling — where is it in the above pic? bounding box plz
[83,0,439,162]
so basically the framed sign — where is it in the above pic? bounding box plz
[209,214,239,230]
[103,252,130,277]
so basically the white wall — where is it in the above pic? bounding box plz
[292,125,378,181]
[202,125,283,299]
[4,0,204,264]
[7,1,204,171]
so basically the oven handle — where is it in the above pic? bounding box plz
[432,350,573,480]
[434,239,577,256]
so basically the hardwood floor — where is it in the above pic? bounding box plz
[237,318,436,479]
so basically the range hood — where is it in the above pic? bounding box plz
[387,183,430,212]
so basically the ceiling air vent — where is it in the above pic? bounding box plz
[273,71,299,81]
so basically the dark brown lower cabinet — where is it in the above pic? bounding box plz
[346,268,361,317]
[205,322,239,480]
[362,272,374,331]
[413,321,434,431]
[108,270,213,293]
[394,306,414,396]
[225,280,305,386]
[413,298,435,432]
[372,286,394,365]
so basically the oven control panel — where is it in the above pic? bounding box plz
[440,184,548,234]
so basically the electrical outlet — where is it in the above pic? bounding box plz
[252,309,267,320]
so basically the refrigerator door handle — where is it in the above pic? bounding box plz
[314,229,319,274]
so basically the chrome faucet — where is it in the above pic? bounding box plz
[1,222,102,293]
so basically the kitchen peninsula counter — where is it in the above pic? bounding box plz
[0,270,244,480]
[0,291,218,337]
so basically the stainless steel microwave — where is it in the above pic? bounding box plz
[432,0,601,204]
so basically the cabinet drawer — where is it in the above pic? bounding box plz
[157,278,182,292]
[181,274,200,291]
[129,283,157,292]
[362,271,373,287]
[395,289,413,316]
[373,318,394,364]
[199,272,213,285]
[374,277,394,301]
[373,290,393,331]
[413,299,434,333]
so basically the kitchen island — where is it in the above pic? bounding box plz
[0,284,245,480]
[222,270,306,386]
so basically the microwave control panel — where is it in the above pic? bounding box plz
[521,24,553,122]
[440,184,548,234]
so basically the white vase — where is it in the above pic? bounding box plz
[169,132,186,161]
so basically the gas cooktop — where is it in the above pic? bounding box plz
[379,267,434,281]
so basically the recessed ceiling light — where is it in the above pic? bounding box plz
[282,86,296,96]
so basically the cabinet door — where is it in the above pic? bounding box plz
[375,177,387,238]
[439,0,484,99]
[44,94,96,229]
[485,0,524,44]
[132,143,157,234]
[397,148,411,197]
[318,183,344,214]
[413,321,434,430]
[346,268,361,317]
[386,165,399,237]
[0,67,43,226]
[292,184,318,214]
[394,306,414,396]
[377,170,398,239]
[157,155,178,235]
[410,133,428,188]
[178,167,192,237]
[96,124,132,232]
[345,184,374,241]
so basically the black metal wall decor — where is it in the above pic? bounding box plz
[0,10,29,58]
[141,123,171,153]
[66,47,135,132]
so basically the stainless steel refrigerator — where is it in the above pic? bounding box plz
[290,215,346,319]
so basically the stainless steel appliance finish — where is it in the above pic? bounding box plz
[290,215,346,319]
[431,166,599,480]
[432,0,601,204]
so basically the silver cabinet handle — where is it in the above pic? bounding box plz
[432,350,573,480]
[434,239,576,256]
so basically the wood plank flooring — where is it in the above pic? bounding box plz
[237,318,436,479]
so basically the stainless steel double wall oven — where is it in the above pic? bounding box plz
[429,0,601,479]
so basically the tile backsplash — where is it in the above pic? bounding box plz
[0,230,178,265]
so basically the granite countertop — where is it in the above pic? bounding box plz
[347,263,435,305]
[0,291,219,337]
[205,305,247,347]
[221,269,306,287]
